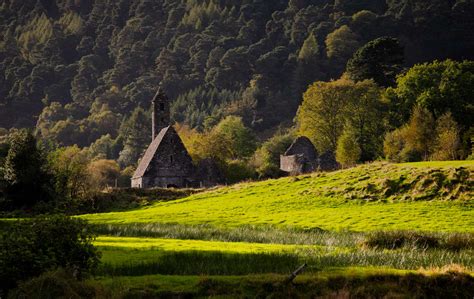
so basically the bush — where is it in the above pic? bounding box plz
[223,160,257,184]
[443,233,474,252]
[0,216,100,295]
[362,231,440,250]
[8,268,98,299]
[253,130,294,178]
[363,231,474,251]
[336,126,361,167]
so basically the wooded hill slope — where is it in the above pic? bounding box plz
[1,0,473,146]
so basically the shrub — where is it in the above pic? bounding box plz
[224,160,257,184]
[443,233,474,252]
[362,231,440,250]
[87,159,120,190]
[8,268,97,299]
[0,216,100,295]
[336,126,361,168]
[253,130,294,178]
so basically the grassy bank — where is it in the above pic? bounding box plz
[95,234,474,277]
[74,161,474,296]
[91,269,474,298]
[82,162,473,232]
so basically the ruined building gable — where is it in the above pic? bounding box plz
[280,136,338,175]
[284,136,318,160]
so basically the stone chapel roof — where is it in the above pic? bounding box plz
[284,136,318,160]
[132,126,171,179]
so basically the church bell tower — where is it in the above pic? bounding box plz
[151,86,170,141]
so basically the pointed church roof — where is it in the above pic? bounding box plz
[132,126,172,179]
[284,136,318,160]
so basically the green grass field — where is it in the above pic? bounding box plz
[82,161,473,232]
[93,268,474,298]
[81,161,473,296]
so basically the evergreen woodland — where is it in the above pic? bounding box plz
[1,0,473,147]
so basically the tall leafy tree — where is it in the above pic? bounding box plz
[211,116,257,160]
[432,112,461,160]
[346,37,404,87]
[325,25,360,69]
[297,78,384,160]
[385,59,474,130]
[384,106,436,162]
[48,145,90,200]
[293,34,324,96]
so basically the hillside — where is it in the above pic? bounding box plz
[1,0,473,151]
[73,161,474,297]
[83,161,474,232]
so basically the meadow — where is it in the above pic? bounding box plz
[83,162,473,231]
[82,161,473,297]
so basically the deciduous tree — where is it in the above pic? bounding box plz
[336,126,361,168]
[432,112,460,160]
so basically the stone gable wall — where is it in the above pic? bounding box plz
[143,129,195,188]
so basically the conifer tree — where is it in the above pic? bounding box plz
[4,130,52,207]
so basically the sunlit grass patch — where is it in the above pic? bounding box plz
[92,223,361,247]
[397,161,474,168]
[83,200,473,232]
[81,162,473,232]
[95,235,474,277]
[95,236,322,255]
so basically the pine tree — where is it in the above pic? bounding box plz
[4,130,52,207]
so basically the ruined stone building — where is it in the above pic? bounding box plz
[132,87,222,188]
[280,136,339,175]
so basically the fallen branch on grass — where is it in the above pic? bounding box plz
[286,263,307,283]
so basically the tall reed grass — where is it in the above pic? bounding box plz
[97,248,474,277]
[93,223,474,251]
[92,223,361,247]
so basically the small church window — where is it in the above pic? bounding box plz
[160,103,165,111]
[170,155,174,163]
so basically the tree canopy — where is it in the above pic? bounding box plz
[346,37,404,87]
[297,78,384,161]
[0,0,472,156]
[385,60,474,131]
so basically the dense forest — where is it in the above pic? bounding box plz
[0,0,473,174]
[1,2,474,296]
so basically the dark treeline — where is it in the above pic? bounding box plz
[1,0,473,148]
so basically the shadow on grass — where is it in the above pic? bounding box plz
[97,251,300,276]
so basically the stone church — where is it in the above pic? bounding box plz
[131,87,222,188]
